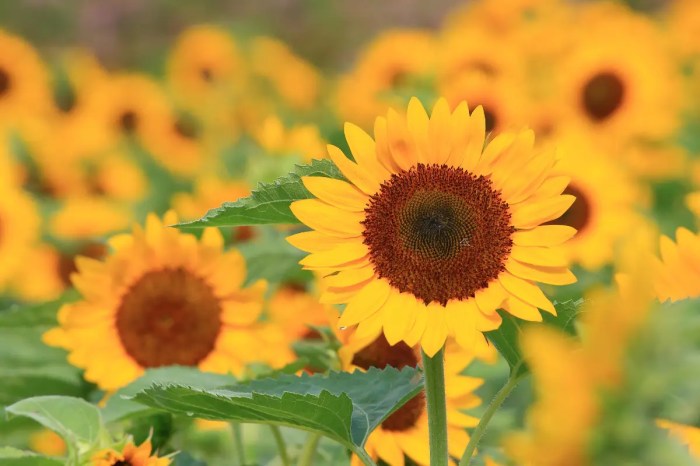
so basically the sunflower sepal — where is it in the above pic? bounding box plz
[175,159,344,229]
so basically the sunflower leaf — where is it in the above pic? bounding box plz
[0,447,64,466]
[5,396,105,455]
[485,299,584,376]
[176,159,344,228]
[130,366,423,449]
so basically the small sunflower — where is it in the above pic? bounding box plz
[0,181,40,290]
[255,115,326,163]
[0,29,52,128]
[541,133,644,270]
[44,212,272,390]
[339,331,481,466]
[554,3,680,142]
[289,98,575,356]
[91,439,170,466]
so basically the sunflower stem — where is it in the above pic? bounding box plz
[459,368,525,466]
[296,433,321,466]
[353,447,378,466]
[422,346,449,466]
[269,425,291,466]
[230,422,246,466]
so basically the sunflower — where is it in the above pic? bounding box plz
[553,3,681,143]
[43,211,275,390]
[0,29,52,129]
[50,197,132,240]
[266,284,332,342]
[339,330,481,466]
[171,176,250,222]
[255,115,326,163]
[167,25,246,114]
[288,98,576,356]
[29,429,66,457]
[657,420,700,460]
[9,244,65,302]
[654,228,700,302]
[0,181,40,290]
[539,133,645,271]
[335,30,436,129]
[91,439,170,466]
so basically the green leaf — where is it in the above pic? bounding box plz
[5,396,104,455]
[0,447,63,466]
[102,366,237,423]
[0,294,91,408]
[485,299,584,377]
[176,159,344,228]
[131,366,423,449]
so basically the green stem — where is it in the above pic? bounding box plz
[353,447,378,466]
[422,347,449,466]
[230,422,246,466]
[270,425,291,466]
[296,433,321,466]
[459,369,525,466]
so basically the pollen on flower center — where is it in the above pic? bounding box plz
[581,71,625,121]
[116,267,222,368]
[362,163,514,305]
[0,68,10,96]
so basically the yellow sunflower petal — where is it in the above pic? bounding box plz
[403,303,428,347]
[327,144,381,195]
[407,97,430,164]
[386,108,419,170]
[302,176,369,212]
[375,431,406,466]
[421,304,449,356]
[503,295,543,322]
[286,231,350,252]
[338,278,393,327]
[354,310,385,340]
[509,195,576,229]
[511,225,577,247]
[510,245,569,267]
[290,199,365,237]
[446,301,480,349]
[506,259,577,285]
[373,116,401,172]
[323,266,376,288]
[474,280,507,315]
[428,98,453,164]
[299,241,368,268]
[461,105,487,171]
[444,101,472,167]
[382,292,418,345]
[345,122,391,179]
[499,273,556,315]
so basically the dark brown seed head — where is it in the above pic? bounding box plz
[581,71,625,122]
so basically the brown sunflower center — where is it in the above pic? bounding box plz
[174,116,199,140]
[351,334,424,432]
[363,164,513,305]
[116,267,222,368]
[0,68,10,96]
[113,461,131,466]
[118,110,138,133]
[581,71,625,122]
[546,184,590,233]
[200,67,214,82]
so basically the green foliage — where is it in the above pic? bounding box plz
[0,294,92,409]
[130,366,423,450]
[485,300,584,377]
[0,447,63,466]
[237,227,312,285]
[176,159,344,228]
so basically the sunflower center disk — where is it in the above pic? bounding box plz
[116,268,222,368]
[363,164,513,305]
[582,71,625,121]
[351,335,424,431]
[547,184,590,233]
[0,68,10,96]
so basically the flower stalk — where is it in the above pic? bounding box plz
[422,346,449,466]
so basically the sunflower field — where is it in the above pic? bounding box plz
[0,0,699,465]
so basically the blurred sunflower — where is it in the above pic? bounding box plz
[250,37,321,111]
[171,175,250,222]
[0,29,52,129]
[255,115,326,162]
[339,331,481,466]
[336,30,436,129]
[541,133,644,270]
[91,438,170,466]
[654,228,700,302]
[554,3,680,143]
[0,181,40,289]
[49,197,132,241]
[657,420,700,460]
[29,429,66,457]
[43,212,272,390]
[167,25,245,113]
[289,98,575,356]
[10,244,66,302]
[266,285,331,342]
[50,49,107,117]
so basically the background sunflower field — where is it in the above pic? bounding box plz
[0,1,699,465]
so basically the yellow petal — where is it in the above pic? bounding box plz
[323,266,376,288]
[461,105,487,171]
[327,144,380,195]
[511,225,577,247]
[382,292,418,345]
[444,101,471,167]
[338,279,393,327]
[374,116,401,172]
[407,97,430,164]
[428,98,452,164]
[510,245,569,267]
[474,280,506,315]
[499,273,556,315]
[403,302,428,346]
[302,176,369,212]
[221,299,262,326]
[387,108,418,170]
[420,303,448,356]
[472,130,516,175]
[354,310,384,340]
[503,295,543,321]
[446,301,479,349]
[506,259,577,285]
[290,199,365,237]
[509,195,576,229]
[344,122,391,179]
[286,231,350,253]
[299,241,369,268]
